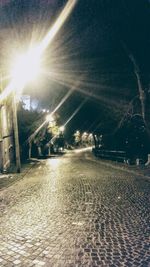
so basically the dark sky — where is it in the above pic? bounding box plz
[0,0,150,135]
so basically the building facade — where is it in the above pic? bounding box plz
[0,98,15,173]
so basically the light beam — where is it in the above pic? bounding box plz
[64,98,87,126]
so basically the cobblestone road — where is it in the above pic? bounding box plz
[0,149,150,267]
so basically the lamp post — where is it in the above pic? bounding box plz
[9,47,42,165]
[0,0,78,170]
[12,91,21,173]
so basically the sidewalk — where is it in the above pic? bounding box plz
[95,157,150,180]
[85,150,150,181]
[0,159,39,190]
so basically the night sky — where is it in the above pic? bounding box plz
[0,0,150,136]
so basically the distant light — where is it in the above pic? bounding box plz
[59,126,65,132]
[46,114,54,122]
[75,147,92,153]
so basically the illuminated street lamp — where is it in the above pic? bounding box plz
[0,0,78,103]
[11,46,41,90]
[46,114,54,123]
[75,130,80,136]
[74,130,81,147]
[81,132,88,147]
[7,47,41,171]
[8,47,42,172]
[59,125,65,132]
[0,0,78,172]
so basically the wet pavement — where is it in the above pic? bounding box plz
[0,149,150,267]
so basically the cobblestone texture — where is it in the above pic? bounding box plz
[0,150,150,266]
[0,161,38,190]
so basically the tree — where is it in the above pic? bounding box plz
[122,43,146,122]
[119,0,150,132]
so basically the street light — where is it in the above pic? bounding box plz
[46,114,54,123]
[0,0,78,172]
[7,46,41,172]
[59,126,65,132]
[0,0,78,103]
[11,46,41,90]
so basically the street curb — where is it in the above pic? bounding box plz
[85,153,150,182]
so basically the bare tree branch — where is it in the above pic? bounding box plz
[121,41,146,121]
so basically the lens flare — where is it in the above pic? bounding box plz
[39,0,78,54]
[0,0,78,102]
[64,99,87,126]
[11,47,41,88]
